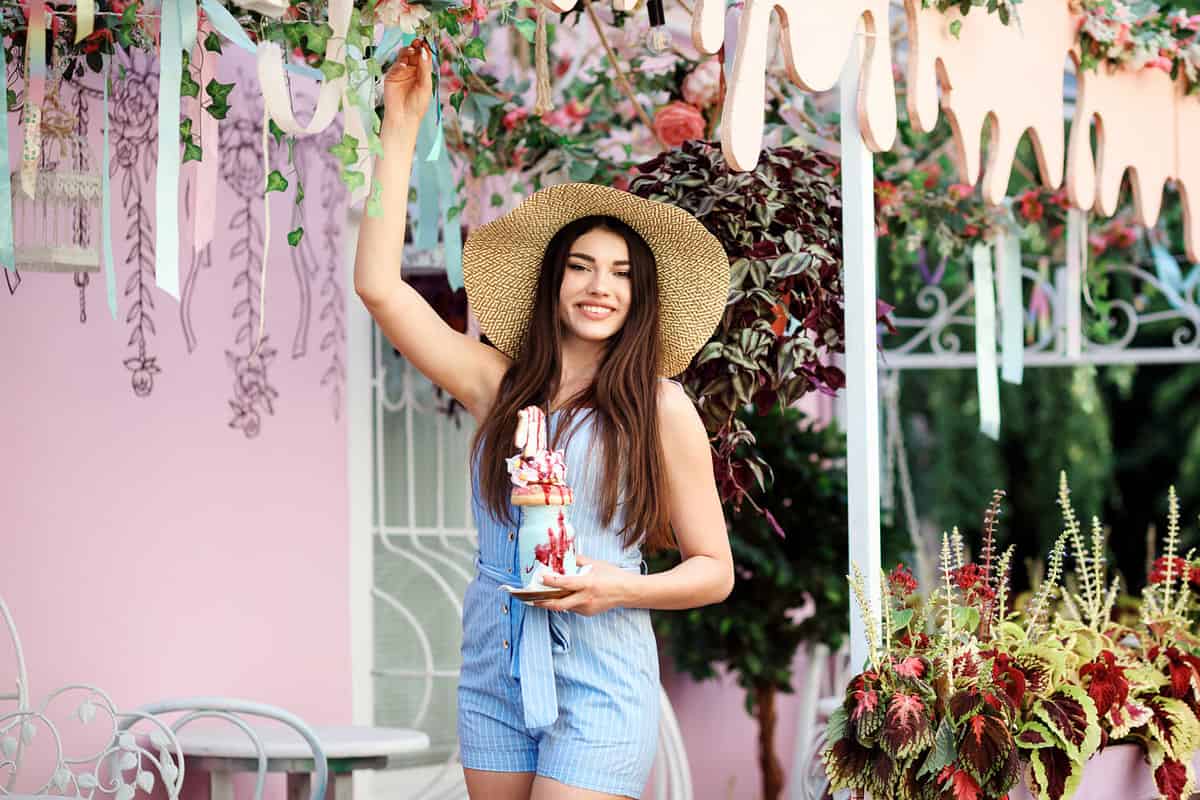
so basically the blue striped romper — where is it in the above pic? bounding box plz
[457,408,660,798]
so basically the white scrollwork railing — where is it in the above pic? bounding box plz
[882,261,1200,369]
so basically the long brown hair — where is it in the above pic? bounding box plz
[470,215,674,553]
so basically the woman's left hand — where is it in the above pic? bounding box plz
[533,554,633,616]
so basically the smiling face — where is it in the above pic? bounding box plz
[556,226,633,345]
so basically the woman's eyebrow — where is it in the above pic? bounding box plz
[567,252,631,266]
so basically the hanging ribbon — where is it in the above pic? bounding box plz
[198,0,322,80]
[1150,241,1200,309]
[973,242,1000,441]
[996,229,1024,385]
[102,57,117,318]
[398,32,459,287]
[190,16,218,257]
[21,0,49,199]
[155,0,188,299]
[253,103,271,355]
[74,0,95,43]
[0,40,14,271]
[255,0,352,135]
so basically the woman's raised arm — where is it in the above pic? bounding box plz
[354,41,508,420]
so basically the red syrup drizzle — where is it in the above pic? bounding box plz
[530,509,574,574]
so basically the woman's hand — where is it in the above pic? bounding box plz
[533,554,634,616]
[381,40,433,134]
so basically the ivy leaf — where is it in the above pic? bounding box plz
[463,37,486,61]
[182,140,203,163]
[205,79,235,119]
[269,119,286,146]
[330,134,360,167]
[341,168,366,193]
[366,178,384,218]
[179,118,193,140]
[180,54,200,98]
[204,31,222,53]
[266,170,289,193]
[287,227,304,247]
[295,179,305,206]
[319,60,347,81]
[949,18,963,38]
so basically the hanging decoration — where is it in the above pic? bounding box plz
[21,0,49,199]
[972,241,1001,440]
[904,0,1074,206]
[691,0,896,170]
[1,36,14,273]
[9,87,102,276]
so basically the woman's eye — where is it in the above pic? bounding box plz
[615,271,631,279]
[568,263,588,271]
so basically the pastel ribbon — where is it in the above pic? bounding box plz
[199,0,322,80]
[997,230,1024,385]
[74,0,95,43]
[21,0,48,199]
[0,40,14,271]
[102,58,117,317]
[253,103,271,354]
[155,0,187,298]
[254,0,352,136]
[412,64,462,289]
[973,242,1000,440]
[1150,242,1200,309]
[188,16,218,257]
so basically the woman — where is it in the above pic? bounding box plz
[355,41,734,800]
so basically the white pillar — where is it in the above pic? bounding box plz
[839,29,882,675]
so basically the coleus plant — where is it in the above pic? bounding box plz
[826,476,1200,800]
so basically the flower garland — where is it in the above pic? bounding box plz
[1076,1,1200,91]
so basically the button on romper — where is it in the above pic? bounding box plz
[457,409,661,798]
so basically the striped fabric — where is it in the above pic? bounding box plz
[457,408,661,798]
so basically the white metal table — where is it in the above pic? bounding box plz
[175,725,430,800]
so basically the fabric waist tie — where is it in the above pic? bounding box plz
[474,555,645,731]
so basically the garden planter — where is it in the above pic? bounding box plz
[1008,743,1186,800]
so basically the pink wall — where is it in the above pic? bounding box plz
[1,47,352,792]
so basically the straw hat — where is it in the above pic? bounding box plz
[463,182,730,377]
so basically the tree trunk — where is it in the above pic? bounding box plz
[754,682,785,800]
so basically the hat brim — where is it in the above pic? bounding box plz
[463,182,730,377]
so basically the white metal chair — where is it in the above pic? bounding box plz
[0,596,329,800]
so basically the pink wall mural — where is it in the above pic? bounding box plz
[0,46,353,794]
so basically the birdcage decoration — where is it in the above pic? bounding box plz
[9,85,101,276]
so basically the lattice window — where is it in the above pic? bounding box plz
[369,324,477,768]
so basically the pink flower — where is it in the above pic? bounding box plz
[457,0,487,22]
[502,108,528,131]
[1149,55,1174,72]
[371,0,430,33]
[543,107,583,133]
[948,182,974,201]
[652,101,705,148]
[681,60,722,109]
[564,99,590,122]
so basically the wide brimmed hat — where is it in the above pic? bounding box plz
[462,182,730,377]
